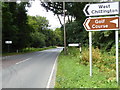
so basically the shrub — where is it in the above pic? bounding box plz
[55,47,117,88]
[68,47,80,57]
[80,47,101,65]
[80,46,116,81]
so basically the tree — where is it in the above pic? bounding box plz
[41,2,88,24]
[15,2,32,49]
[41,2,89,46]
[2,2,31,52]
[54,28,63,46]
[28,15,49,47]
[30,31,45,48]
[64,21,88,45]
[2,2,18,52]
[42,29,55,46]
[28,15,49,32]
[92,31,116,51]
[41,2,119,51]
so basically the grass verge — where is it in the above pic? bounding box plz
[55,47,118,88]
[2,46,56,56]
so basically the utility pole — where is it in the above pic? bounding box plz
[63,1,67,55]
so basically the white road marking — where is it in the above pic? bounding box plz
[46,55,58,88]
[16,58,32,65]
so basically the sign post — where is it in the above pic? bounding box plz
[5,41,12,53]
[83,2,120,85]
[115,30,119,84]
[83,16,120,83]
[89,31,92,77]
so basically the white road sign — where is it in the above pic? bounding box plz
[5,41,12,44]
[83,2,120,16]
[68,43,79,47]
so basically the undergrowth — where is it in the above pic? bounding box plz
[55,47,118,88]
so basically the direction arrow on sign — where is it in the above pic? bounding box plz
[83,2,120,16]
[83,16,120,31]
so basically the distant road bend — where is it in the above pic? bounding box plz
[2,47,63,88]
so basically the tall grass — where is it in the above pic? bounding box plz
[81,47,116,83]
[55,47,118,88]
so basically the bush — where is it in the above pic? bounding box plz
[80,46,116,82]
[30,31,46,48]
[81,47,101,65]
[55,47,117,88]
[68,47,80,57]
[110,45,116,55]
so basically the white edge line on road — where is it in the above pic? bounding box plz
[16,58,32,65]
[46,55,58,88]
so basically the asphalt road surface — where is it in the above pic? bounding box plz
[2,47,63,88]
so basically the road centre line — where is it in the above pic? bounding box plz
[16,58,32,65]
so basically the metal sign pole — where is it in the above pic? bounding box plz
[8,44,9,53]
[115,30,119,84]
[89,31,92,76]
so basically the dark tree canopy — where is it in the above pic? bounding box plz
[41,2,120,50]
[2,2,63,53]
[2,2,31,52]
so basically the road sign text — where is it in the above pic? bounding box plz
[83,2,119,16]
[83,16,120,31]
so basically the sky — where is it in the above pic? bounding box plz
[26,0,63,30]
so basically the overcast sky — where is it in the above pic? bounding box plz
[26,0,63,30]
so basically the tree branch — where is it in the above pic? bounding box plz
[57,14,63,26]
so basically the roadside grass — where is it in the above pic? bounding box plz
[55,47,118,88]
[2,46,56,56]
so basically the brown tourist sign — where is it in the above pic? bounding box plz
[83,16,120,31]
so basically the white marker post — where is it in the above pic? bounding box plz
[89,31,92,77]
[115,30,119,84]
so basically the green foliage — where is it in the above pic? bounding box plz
[21,46,56,53]
[65,21,88,45]
[55,47,118,88]
[81,47,117,82]
[54,28,63,46]
[2,2,31,52]
[81,47,101,65]
[81,47,116,69]
[65,2,88,21]
[41,2,89,47]
[41,2,88,22]
[30,31,45,48]
[28,15,49,32]
[41,2,119,52]
[43,29,56,46]
[92,31,115,51]
[2,2,63,53]
[109,45,116,55]
[28,15,63,48]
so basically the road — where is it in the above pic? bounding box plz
[2,47,63,88]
